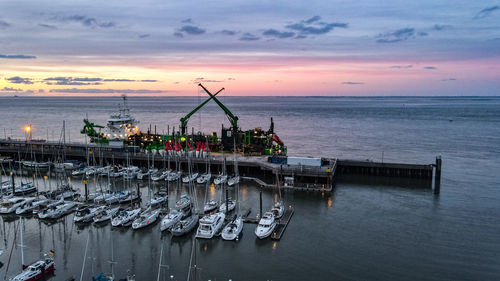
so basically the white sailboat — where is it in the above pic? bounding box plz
[160,209,183,231]
[182,172,198,183]
[74,205,106,223]
[132,208,160,229]
[203,199,219,213]
[93,206,121,223]
[0,197,27,214]
[111,208,141,227]
[219,198,236,213]
[221,215,243,241]
[37,201,76,219]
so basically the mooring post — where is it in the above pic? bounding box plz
[259,190,263,218]
[84,177,88,202]
[11,171,15,194]
[137,183,141,199]
[434,156,442,194]
[225,188,229,215]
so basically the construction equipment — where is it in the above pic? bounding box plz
[80,119,108,144]
[180,86,224,135]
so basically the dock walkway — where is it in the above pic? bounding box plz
[271,207,294,240]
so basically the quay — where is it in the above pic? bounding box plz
[0,139,442,193]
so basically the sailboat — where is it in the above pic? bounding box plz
[93,206,121,224]
[213,157,228,185]
[132,207,160,229]
[196,142,212,184]
[271,173,284,219]
[160,209,183,231]
[9,217,55,281]
[222,138,244,240]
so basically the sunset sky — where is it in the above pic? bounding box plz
[0,0,499,96]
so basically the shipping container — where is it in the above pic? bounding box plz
[286,156,322,167]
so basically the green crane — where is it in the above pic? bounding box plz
[180,86,224,135]
[198,83,239,131]
[81,119,108,143]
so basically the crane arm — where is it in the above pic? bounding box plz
[180,87,224,134]
[198,83,238,129]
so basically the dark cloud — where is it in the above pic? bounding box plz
[49,88,168,94]
[262,29,295,39]
[0,54,36,59]
[38,23,57,29]
[173,32,184,38]
[6,76,34,84]
[376,28,415,43]
[418,32,428,36]
[1,87,22,92]
[179,25,206,35]
[182,18,192,23]
[432,24,452,31]
[424,66,437,70]
[0,19,10,28]
[139,34,150,39]
[341,82,364,85]
[194,77,225,83]
[73,77,102,82]
[441,78,456,81]
[220,30,237,36]
[285,17,347,35]
[304,16,321,24]
[239,33,260,41]
[390,65,413,69]
[295,34,307,39]
[103,79,135,82]
[140,80,157,82]
[474,6,499,19]
[53,15,115,28]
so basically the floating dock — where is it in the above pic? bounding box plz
[271,208,294,240]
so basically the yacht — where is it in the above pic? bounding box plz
[93,206,120,223]
[14,198,40,215]
[213,174,227,185]
[196,173,211,184]
[271,201,284,219]
[38,201,76,219]
[203,199,219,213]
[221,215,243,241]
[151,170,168,181]
[175,195,192,210]
[195,212,225,239]
[159,209,183,231]
[170,215,199,236]
[103,95,139,143]
[149,192,167,207]
[219,199,236,213]
[254,211,277,239]
[0,197,27,214]
[14,183,37,196]
[111,208,141,227]
[182,172,198,183]
[166,171,181,182]
[105,191,129,204]
[9,255,55,281]
[74,205,106,223]
[227,175,240,187]
[132,208,160,229]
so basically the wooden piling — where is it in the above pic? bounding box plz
[434,156,442,194]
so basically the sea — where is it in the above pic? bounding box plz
[0,96,499,281]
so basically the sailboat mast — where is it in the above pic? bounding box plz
[20,217,24,267]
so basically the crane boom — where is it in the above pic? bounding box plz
[198,83,238,130]
[180,87,224,134]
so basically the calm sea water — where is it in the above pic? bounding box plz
[0,96,499,280]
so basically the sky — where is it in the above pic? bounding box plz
[0,0,499,96]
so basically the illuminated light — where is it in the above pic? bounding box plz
[44,175,48,180]
[272,242,277,250]
[25,125,31,132]
[328,197,333,208]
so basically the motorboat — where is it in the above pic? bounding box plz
[195,212,225,239]
[74,205,106,223]
[203,199,219,213]
[170,215,199,236]
[159,209,182,231]
[221,215,243,241]
[132,208,160,229]
[38,201,76,219]
[14,183,37,196]
[254,211,277,239]
[227,175,240,187]
[219,199,236,213]
[93,206,120,223]
[175,195,191,210]
[111,208,141,227]
[271,201,284,219]
[105,191,129,204]
[9,255,54,281]
[196,173,211,184]
[182,172,198,183]
[213,174,227,185]
[0,197,27,214]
